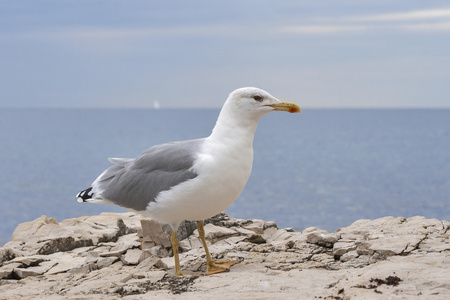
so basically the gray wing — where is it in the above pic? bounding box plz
[97,138,203,211]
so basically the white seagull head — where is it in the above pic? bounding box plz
[224,87,301,122]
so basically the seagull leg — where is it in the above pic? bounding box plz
[198,220,239,275]
[170,230,184,276]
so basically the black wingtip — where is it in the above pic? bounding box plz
[77,187,93,202]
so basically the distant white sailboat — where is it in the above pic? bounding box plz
[153,100,161,110]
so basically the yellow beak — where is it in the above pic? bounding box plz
[268,101,301,113]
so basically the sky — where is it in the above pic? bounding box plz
[1,1,449,109]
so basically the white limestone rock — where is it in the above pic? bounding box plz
[0,213,448,299]
[121,249,143,265]
[306,230,339,248]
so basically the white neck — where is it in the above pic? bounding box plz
[209,101,260,145]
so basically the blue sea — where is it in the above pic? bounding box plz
[1,108,449,246]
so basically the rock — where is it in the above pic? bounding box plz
[0,262,21,279]
[203,224,238,242]
[121,249,143,265]
[13,267,46,279]
[67,262,97,274]
[97,256,118,269]
[186,235,203,250]
[84,251,100,264]
[243,221,265,234]
[99,248,128,257]
[146,270,166,283]
[139,249,153,262]
[0,213,448,299]
[4,213,141,257]
[46,255,86,275]
[3,256,46,268]
[333,241,357,257]
[173,220,198,241]
[11,215,59,241]
[141,219,172,248]
[154,258,170,270]
[340,250,359,262]
[147,245,169,258]
[306,230,339,248]
[0,248,16,264]
[38,236,95,255]
[137,256,161,272]
[122,284,146,295]
[244,234,266,244]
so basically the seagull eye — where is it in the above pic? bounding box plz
[253,95,263,102]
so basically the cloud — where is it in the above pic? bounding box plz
[351,8,450,22]
[402,21,450,31]
[348,7,450,32]
[282,7,450,35]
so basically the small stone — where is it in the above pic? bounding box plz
[4,256,46,268]
[233,227,258,236]
[99,248,127,257]
[138,249,154,263]
[340,250,359,262]
[140,219,171,248]
[84,252,100,264]
[0,263,21,279]
[172,220,198,241]
[356,242,374,256]
[333,241,357,257]
[147,245,169,258]
[306,231,339,248]
[262,227,278,241]
[203,224,238,242]
[141,240,157,250]
[109,238,140,253]
[137,256,160,272]
[243,222,265,234]
[13,267,46,279]
[245,235,266,244]
[97,256,118,269]
[154,258,170,270]
[264,221,277,229]
[147,270,166,283]
[121,249,143,265]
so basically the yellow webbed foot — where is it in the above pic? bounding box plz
[206,260,239,275]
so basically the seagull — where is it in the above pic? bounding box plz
[77,87,300,276]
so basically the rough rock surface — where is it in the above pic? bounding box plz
[0,212,449,299]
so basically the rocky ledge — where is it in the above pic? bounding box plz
[0,213,449,299]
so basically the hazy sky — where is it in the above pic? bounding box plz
[1,1,449,108]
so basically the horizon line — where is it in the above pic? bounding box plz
[1,106,450,110]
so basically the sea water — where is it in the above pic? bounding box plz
[1,108,449,246]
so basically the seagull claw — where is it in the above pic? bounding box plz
[206,260,239,275]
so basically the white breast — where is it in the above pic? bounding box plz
[147,133,254,228]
